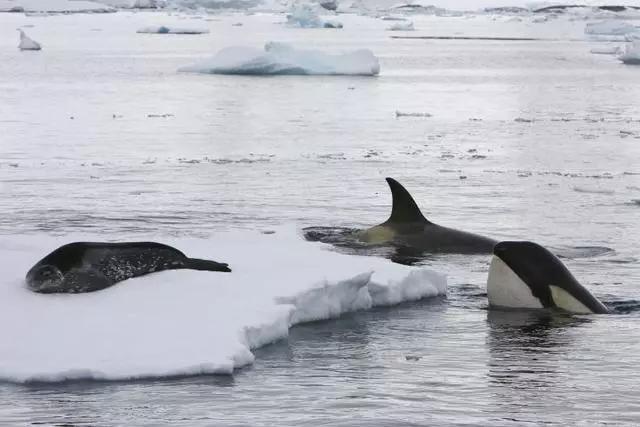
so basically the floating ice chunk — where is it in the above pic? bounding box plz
[0,0,116,13]
[625,32,640,42]
[17,29,41,51]
[585,20,639,38]
[0,228,445,382]
[179,42,380,76]
[381,15,407,21]
[590,45,622,55]
[319,0,337,11]
[137,25,209,34]
[396,111,431,118]
[322,20,343,28]
[286,3,342,28]
[620,40,640,65]
[573,186,615,195]
[95,0,164,8]
[387,21,414,31]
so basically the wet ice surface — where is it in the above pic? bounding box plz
[1,10,640,426]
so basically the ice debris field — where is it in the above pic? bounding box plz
[179,42,380,76]
[0,228,446,383]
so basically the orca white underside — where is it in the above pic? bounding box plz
[487,256,595,314]
[487,256,543,310]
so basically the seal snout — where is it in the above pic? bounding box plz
[26,265,64,292]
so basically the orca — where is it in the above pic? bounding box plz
[487,241,609,314]
[26,242,231,293]
[356,178,497,254]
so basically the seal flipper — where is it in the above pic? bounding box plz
[384,177,432,224]
[183,258,232,273]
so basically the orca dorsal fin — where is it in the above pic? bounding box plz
[384,178,432,224]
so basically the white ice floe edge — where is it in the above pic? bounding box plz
[0,227,446,383]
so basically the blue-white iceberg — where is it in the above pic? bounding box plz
[179,42,380,76]
[620,40,640,65]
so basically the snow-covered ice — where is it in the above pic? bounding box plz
[620,39,640,65]
[137,25,209,34]
[585,20,640,40]
[396,110,432,118]
[95,0,163,8]
[590,45,621,55]
[387,21,414,31]
[179,42,380,76]
[17,29,41,50]
[0,0,115,13]
[286,3,342,28]
[0,228,446,383]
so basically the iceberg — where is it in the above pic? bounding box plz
[620,40,640,65]
[590,45,621,55]
[585,20,640,40]
[286,3,342,28]
[179,42,380,76]
[387,21,414,31]
[137,25,209,34]
[17,29,41,50]
[0,0,116,13]
[0,228,446,382]
[94,0,164,8]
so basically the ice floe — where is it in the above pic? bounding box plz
[387,21,414,31]
[590,45,621,55]
[585,20,640,40]
[620,39,640,64]
[0,227,446,382]
[17,29,41,50]
[286,3,342,28]
[179,42,380,76]
[0,0,115,13]
[95,0,164,8]
[137,25,209,34]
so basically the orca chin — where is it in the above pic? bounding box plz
[487,241,609,314]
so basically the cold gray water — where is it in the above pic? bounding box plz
[1,10,640,426]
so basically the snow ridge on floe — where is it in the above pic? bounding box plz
[0,228,445,383]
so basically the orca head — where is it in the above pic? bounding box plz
[488,241,608,314]
[26,264,64,293]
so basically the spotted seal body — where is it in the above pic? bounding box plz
[26,242,231,293]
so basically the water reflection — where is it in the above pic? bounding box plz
[485,310,591,421]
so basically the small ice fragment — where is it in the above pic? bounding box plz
[620,40,640,65]
[387,21,414,31]
[17,29,41,51]
[319,0,337,11]
[590,45,621,55]
[136,26,209,34]
[395,111,431,118]
[286,3,342,29]
[586,20,639,37]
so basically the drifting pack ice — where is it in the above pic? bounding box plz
[585,20,640,40]
[620,39,640,64]
[286,3,342,28]
[17,29,41,51]
[137,25,209,34]
[387,21,414,31]
[179,42,380,76]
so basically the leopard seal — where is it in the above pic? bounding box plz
[26,241,231,293]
